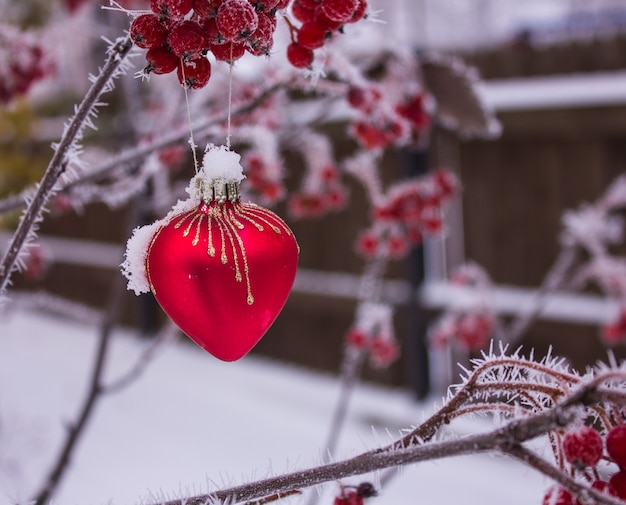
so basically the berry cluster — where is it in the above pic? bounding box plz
[429,310,494,351]
[543,424,626,504]
[130,0,290,89]
[347,87,431,149]
[355,170,457,260]
[286,0,368,68]
[345,303,399,369]
[288,165,347,218]
[242,150,285,205]
[0,25,53,104]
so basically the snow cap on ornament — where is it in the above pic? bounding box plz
[121,144,299,362]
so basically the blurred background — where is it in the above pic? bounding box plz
[3,0,626,400]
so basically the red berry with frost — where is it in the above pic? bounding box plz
[145,45,179,74]
[320,0,358,22]
[151,0,193,18]
[130,14,168,49]
[298,0,319,8]
[217,0,259,41]
[193,0,222,18]
[168,20,208,59]
[347,0,366,23]
[292,0,316,23]
[542,486,575,505]
[297,20,327,49]
[211,41,246,61]
[286,42,314,68]
[202,17,228,45]
[607,425,626,469]
[246,12,276,55]
[562,426,603,468]
[314,9,344,31]
[177,56,211,88]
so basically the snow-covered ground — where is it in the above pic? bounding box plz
[0,309,547,505]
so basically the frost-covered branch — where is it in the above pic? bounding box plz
[0,36,133,301]
[148,366,626,505]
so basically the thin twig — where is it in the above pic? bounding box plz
[504,246,579,343]
[504,445,626,505]
[101,321,178,395]
[151,390,585,505]
[0,81,288,216]
[31,263,128,505]
[0,36,133,298]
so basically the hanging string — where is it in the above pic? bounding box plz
[226,43,234,150]
[180,58,200,174]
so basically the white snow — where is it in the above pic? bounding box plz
[200,145,246,183]
[0,308,548,505]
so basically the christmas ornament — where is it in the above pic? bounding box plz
[122,145,299,361]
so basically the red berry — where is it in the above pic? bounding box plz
[168,20,209,59]
[130,14,168,49]
[369,338,399,367]
[314,9,343,31]
[356,230,379,258]
[320,0,357,22]
[608,425,626,469]
[542,486,575,505]
[177,56,212,88]
[286,42,313,68]
[334,491,363,505]
[210,41,246,61]
[202,17,228,45]
[611,471,626,500]
[291,0,315,22]
[151,0,194,18]
[396,93,430,129]
[562,427,603,468]
[217,0,259,41]
[145,45,179,74]
[297,20,327,49]
[246,12,276,55]
[275,0,290,8]
[346,329,369,348]
[193,0,222,18]
[347,0,366,22]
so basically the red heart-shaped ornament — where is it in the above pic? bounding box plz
[146,199,298,361]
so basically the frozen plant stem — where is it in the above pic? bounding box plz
[0,36,133,297]
[151,379,621,505]
[31,264,127,505]
[505,246,578,343]
[0,81,287,216]
[319,257,388,456]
